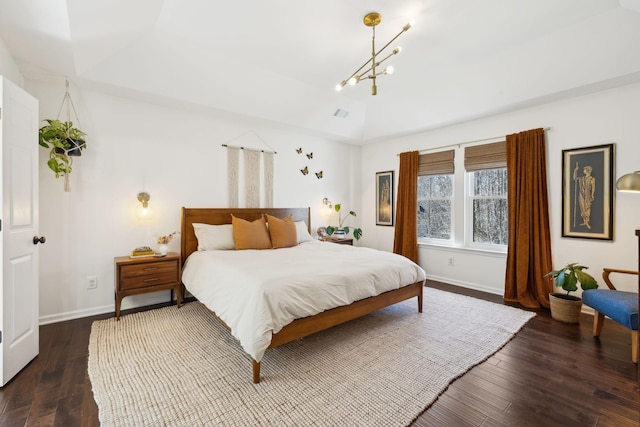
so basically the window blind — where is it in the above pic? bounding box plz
[464,141,506,171]
[418,149,455,176]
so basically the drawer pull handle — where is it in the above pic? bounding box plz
[143,267,159,271]
[144,278,160,282]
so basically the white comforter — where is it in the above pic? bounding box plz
[181,240,426,362]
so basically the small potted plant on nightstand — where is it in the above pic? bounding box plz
[545,262,598,323]
[326,204,363,241]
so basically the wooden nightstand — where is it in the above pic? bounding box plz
[323,237,353,246]
[114,252,182,320]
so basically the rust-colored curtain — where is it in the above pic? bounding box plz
[504,128,553,308]
[393,151,419,263]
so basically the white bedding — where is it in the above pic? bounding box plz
[181,240,426,362]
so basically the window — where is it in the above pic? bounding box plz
[465,141,508,248]
[418,174,454,240]
[416,150,455,243]
[468,168,508,246]
[416,141,508,250]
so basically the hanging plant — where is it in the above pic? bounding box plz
[38,79,87,192]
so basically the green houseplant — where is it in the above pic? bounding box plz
[38,119,86,191]
[545,262,598,323]
[326,203,363,240]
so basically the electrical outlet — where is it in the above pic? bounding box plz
[448,257,454,266]
[87,275,97,289]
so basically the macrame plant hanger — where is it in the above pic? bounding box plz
[56,78,84,192]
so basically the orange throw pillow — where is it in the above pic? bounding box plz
[231,215,272,250]
[266,214,298,249]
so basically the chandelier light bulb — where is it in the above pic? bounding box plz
[336,84,343,92]
[385,66,394,75]
[394,46,402,55]
[348,77,358,86]
[404,20,415,31]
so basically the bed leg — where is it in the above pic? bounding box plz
[252,359,261,384]
[418,288,423,313]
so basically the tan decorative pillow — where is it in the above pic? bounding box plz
[266,214,298,249]
[231,215,272,250]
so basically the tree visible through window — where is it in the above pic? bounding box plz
[417,174,453,240]
[469,168,508,245]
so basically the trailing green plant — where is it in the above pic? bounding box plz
[545,262,598,296]
[38,119,86,189]
[326,203,363,240]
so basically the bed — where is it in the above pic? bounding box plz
[180,207,426,383]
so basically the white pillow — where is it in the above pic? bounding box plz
[193,223,235,250]
[295,221,314,243]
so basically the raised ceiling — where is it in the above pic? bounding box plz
[1,0,640,143]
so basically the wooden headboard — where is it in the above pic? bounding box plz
[180,207,311,266]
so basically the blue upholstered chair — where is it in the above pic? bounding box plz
[582,268,639,363]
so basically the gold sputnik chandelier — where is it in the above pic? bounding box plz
[336,12,414,96]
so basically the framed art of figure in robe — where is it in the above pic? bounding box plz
[561,143,614,240]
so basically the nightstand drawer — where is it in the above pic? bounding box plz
[120,271,179,290]
[120,261,177,279]
[114,253,183,320]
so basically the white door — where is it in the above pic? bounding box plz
[0,76,40,386]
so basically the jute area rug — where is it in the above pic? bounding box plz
[88,287,535,426]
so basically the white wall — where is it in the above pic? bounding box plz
[361,82,640,296]
[0,37,23,87]
[29,80,362,323]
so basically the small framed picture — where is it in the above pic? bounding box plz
[376,171,394,226]
[561,143,615,240]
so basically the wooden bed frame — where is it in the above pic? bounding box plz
[180,207,424,383]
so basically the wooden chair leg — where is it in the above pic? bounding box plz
[593,311,605,337]
[632,331,638,364]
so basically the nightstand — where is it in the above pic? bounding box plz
[114,252,182,320]
[323,237,353,246]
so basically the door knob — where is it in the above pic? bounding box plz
[33,236,46,245]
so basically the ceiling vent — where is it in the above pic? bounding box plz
[333,109,349,119]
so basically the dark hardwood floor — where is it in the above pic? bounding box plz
[0,281,638,426]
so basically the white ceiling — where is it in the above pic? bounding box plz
[1,0,640,143]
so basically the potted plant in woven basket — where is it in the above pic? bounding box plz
[545,263,598,323]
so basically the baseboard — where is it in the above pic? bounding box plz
[39,304,114,325]
[39,280,596,326]
[39,292,175,325]
[426,274,503,296]
[427,275,597,316]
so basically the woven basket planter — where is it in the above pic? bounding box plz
[549,293,582,323]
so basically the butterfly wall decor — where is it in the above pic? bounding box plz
[306,152,313,159]
[296,147,302,154]
[300,166,309,175]
[315,170,323,179]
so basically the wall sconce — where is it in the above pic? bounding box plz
[322,197,333,216]
[616,171,640,192]
[136,191,153,219]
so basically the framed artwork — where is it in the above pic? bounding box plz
[376,170,394,226]
[561,143,615,240]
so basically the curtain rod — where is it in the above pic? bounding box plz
[400,127,551,155]
[221,144,277,154]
